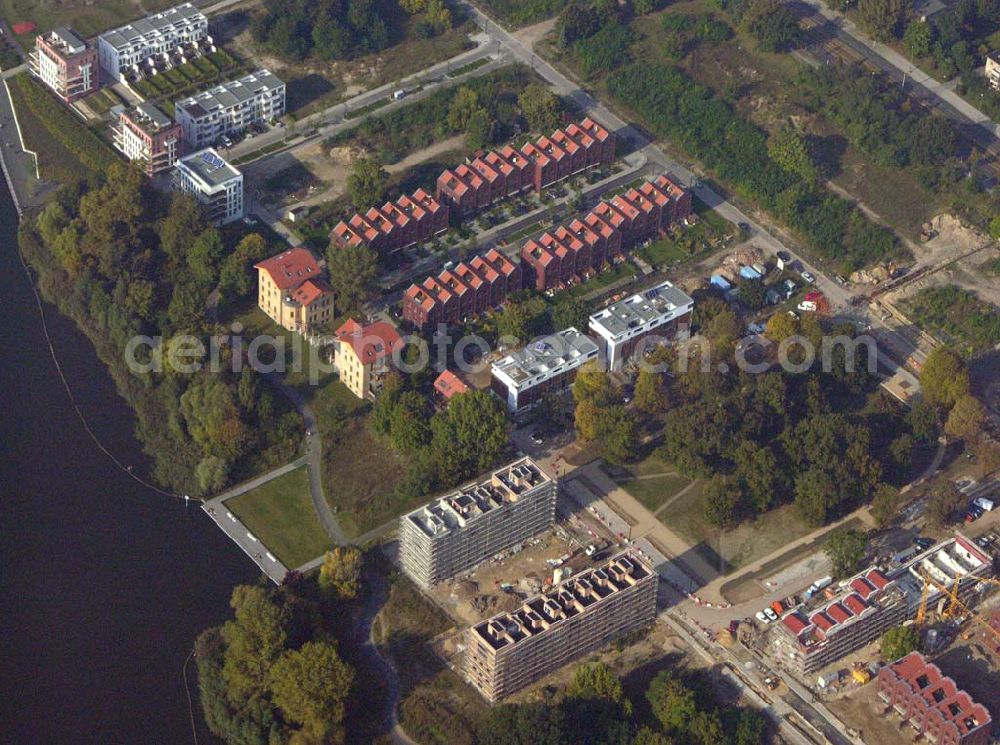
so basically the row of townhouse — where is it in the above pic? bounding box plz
[331,188,449,255]
[174,69,286,150]
[400,175,691,333]
[522,175,691,292]
[97,3,209,82]
[436,118,614,217]
[402,248,521,331]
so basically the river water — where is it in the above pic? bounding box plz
[0,181,255,742]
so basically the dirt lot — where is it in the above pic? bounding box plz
[826,685,913,745]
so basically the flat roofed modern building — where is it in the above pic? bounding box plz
[466,550,657,702]
[175,69,285,149]
[112,102,182,175]
[174,148,243,225]
[491,328,599,414]
[875,652,991,745]
[399,457,557,589]
[29,27,99,102]
[588,280,693,371]
[98,3,208,81]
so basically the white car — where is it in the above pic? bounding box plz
[755,611,770,624]
[801,271,816,284]
[764,607,779,622]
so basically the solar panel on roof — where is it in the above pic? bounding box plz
[200,151,225,169]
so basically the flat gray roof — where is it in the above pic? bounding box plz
[177,148,240,188]
[100,3,206,52]
[132,101,174,130]
[589,280,693,340]
[50,27,87,54]
[176,69,284,117]
[492,327,598,386]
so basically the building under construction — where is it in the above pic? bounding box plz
[399,457,556,589]
[771,534,993,675]
[465,550,657,702]
[875,651,991,745]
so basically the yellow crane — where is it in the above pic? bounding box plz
[916,572,1000,645]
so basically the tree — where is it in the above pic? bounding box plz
[921,347,970,409]
[703,474,741,528]
[431,390,509,484]
[689,710,726,745]
[743,0,801,52]
[765,311,798,343]
[944,394,985,441]
[318,546,363,599]
[347,155,388,208]
[903,19,933,58]
[870,483,901,528]
[573,361,619,406]
[825,528,867,578]
[551,296,590,333]
[634,368,667,415]
[906,399,938,442]
[195,455,230,496]
[268,641,354,738]
[601,406,639,465]
[733,708,767,745]
[220,233,270,298]
[567,662,626,705]
[326,242,378,312]
[733,442,781,513]
[927,481,965,526]
[466,108,497,150]
[575,398,603,441]
[989,215,1000,241]
[646,671,697,735]
[794,466,837,526]
[476,703,566,745]
[390,390,432,452]
[497,299,543,341]
[768,127,818,183]
[186,229,225,288]
[447,86,481,131]
[519,84,561,133]
[881,625,920,661]
[180,375,248,460]
[859,0,905,41]
[221,585,289,702]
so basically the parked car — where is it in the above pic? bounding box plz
[776,250,791,263]
[913,536,933,550]
[764,607,779,622]
[529,431,543,445]
[755,611,770,624]
[801,271,816,284]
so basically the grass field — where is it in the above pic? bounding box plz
[226,466,331,568]
[621,474,694,513]
[1,0,177,39]
[903,284,1000,357]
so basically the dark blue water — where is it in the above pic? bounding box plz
[0,180,256,742]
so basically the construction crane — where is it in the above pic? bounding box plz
[915,579,930,627]
[916,572,1000,645]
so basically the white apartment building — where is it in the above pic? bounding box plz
[490,328,599,414]
[399,457,557,589]
[175,69,285,149]
[588,280,694,372]
[174,148,244,225]
[98,3,208,81]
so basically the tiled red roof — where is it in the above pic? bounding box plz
[826,602,852,624]
[290,278,332,307]
[335,319,403,365]
[843,593,868,616]
[811,612,835,632]
[782,611,810,635]
[255,248,322,291]
[434,369,469,400]
[866,569,890,590]
[405,284,437,312]
[851,577,876,599]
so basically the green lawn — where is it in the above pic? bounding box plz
[1,0,177,39]
[227,466,331,568]
[621,473,693,513]
[903,285,1000,357]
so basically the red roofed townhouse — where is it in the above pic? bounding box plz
[254,248,335,334]
[402,283,440,332]
[521,142,555,192]
[350,213,385,252]
[470,255,504,307]
[564,122,599,167]
[499,144,533,194]
[521,239,560,292]
[412,188,450,235]
[484,248,522,296]
[568,218,605,271]
[366,206,401,252]
[876,652,991,745]
[437,168,474,216]
[381,201,416,249]
[654,174,693,224]
[483,151,512,198]
[610,193,642,247]
[29,27,99,103]
[554,224,590,277]
[471,157,502,205]
[425,277,460,326]
[638,180,670,230]
[584,211,619,263]
[580,117,615,163]
[535,135,570,182]
[591,202,627,257]
[396,193,430,241]
[438,269,474,320]
[434,369,469,404]
[331,219,365,249]
[454,262,490,314]
[539,232,574,285]
[551,129,586,174]
[456,163,489,211]
[334,318,404,399]
[111,102,182,176]
[626,187,661,237]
